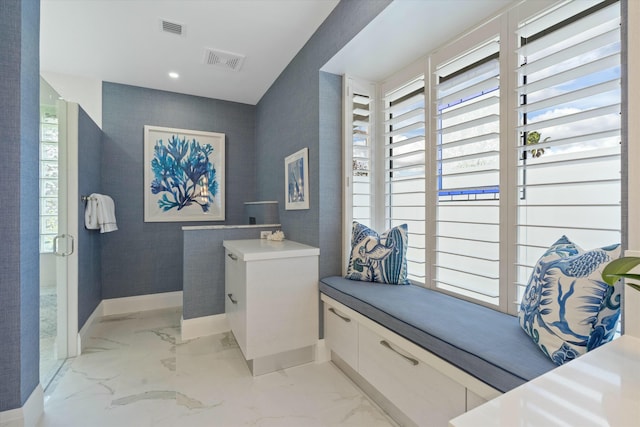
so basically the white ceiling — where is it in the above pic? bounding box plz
[323,0,515,82]
[40,0,516,106]
[40,0,339,105]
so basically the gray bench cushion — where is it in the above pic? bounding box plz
[320,276,556,393]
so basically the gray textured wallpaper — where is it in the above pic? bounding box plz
[0,0,40,411]
[254,0,392,279]
[101,83,257,299]
[77,107,103,329]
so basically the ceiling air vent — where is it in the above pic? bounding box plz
[203,48,245,72]
[160,19,184,36]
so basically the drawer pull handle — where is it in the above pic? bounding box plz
[227,293,238,304]
[380,340,418,366]
[227,253,238,261]
[328,307,351,323]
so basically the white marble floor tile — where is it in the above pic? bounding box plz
[37,308,396,427]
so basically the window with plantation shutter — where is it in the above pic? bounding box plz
[514,0,621,309]
[343,77,375,270]
[433,38,501,305]
[383,76,426,284]
[340,0,622,316]
[351,93,373,227]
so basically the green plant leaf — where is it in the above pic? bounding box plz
[602,257,640,286]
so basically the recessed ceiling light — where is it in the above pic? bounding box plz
[168,72,179,79]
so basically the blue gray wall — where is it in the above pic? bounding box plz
[77,107,103,329]
[318,71,344,278]
[255,0,392,279]
[0,0,40,411]
[101,83,256,299]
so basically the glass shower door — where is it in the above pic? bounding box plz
[39,77,69,389]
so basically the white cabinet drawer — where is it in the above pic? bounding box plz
[225,249,248,357]
[324,302,358,369]
[358,324,465,427]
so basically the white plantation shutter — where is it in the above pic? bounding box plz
[384,76,426,284]
[351,92,373,227]
[345,78,374,228]
[433,38,501,305]
[343,77,375,271]
[514,0,621,308]
[341,0,622,316]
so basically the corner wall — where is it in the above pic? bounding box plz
[0,0,40,411]
[254,0,392,278]
[101,83,257,299]
[77,107,103,329]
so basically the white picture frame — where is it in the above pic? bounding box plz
[144,125,225,222]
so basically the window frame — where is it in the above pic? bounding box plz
[342,76,377,274]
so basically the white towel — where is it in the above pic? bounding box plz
[84,196,100,230]
[85,193,118,233]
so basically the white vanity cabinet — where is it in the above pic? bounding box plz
[223,239,319,375]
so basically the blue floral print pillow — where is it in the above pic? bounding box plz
[345,222,410,285]
[518,236,621,365]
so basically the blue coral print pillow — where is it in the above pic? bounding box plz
[518,236,621,366]
[345,222,409,285]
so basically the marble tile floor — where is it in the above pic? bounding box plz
[30,308,396,427]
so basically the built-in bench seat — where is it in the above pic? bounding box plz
[319,276,557,393]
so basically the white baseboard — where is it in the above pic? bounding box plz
[181,313,229,341]
[76,292,182,354]
[0,384,43,426]
[101,291,183,316]
[315,339,331,363]
[77,301,105,355]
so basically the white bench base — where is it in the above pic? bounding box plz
[322,294,501,426]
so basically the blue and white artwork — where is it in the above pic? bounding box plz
[284,148,309,210]
[288,157,305,203]
[144,126,225,222]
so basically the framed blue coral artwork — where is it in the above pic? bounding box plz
[143,125,225,222]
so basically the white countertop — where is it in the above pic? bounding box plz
[449,335,640,427]
[223,238,319,261]
[182,223,280,231]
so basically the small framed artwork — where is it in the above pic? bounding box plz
[285,147,309,210]
[144,125,225,222]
